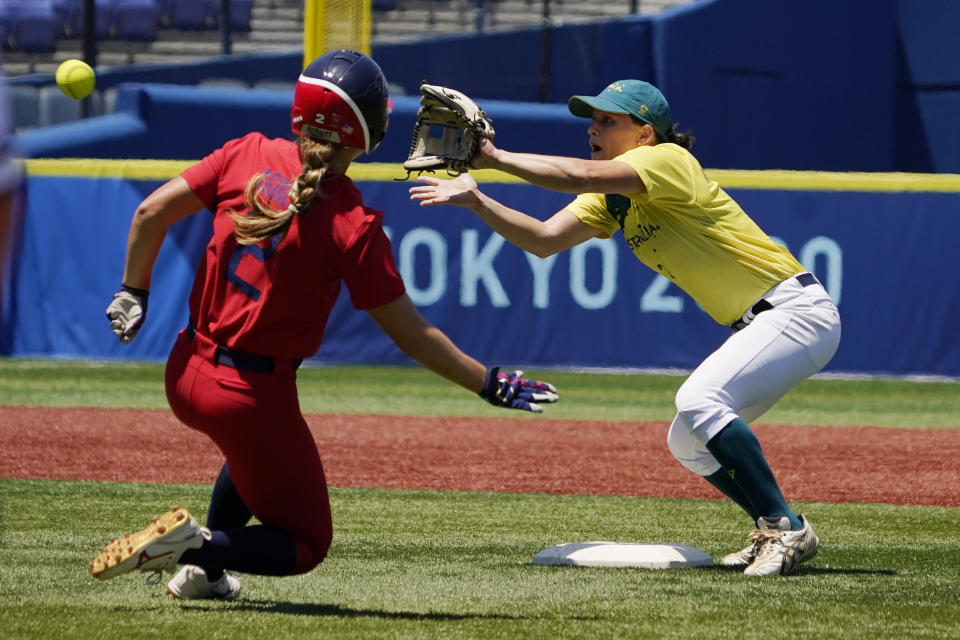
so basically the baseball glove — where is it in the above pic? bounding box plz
[402,83,495,177]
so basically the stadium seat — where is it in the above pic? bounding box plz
[38,84,106,126]
[38,83,81,126]
[102,86,117,114]
[110,0,160,41]
[8,83,40,130]
[229,0,254,32]
[160,0,216,30]
[69,0,115,39]
[51,0,80,37]
[1,1,59,54]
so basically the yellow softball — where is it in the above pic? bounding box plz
[55,59,96,100]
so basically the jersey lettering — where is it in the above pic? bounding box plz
[626,223,661,249]
[258,169,293,205]
[226,234,281,301]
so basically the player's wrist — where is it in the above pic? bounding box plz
[466,189,492,213]
[482,145,507,171]
[120,283,150,300]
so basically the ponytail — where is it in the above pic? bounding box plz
[663,125,695,150]
[232,137,338,245]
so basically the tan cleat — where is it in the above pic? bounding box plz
[743,515,819,577]
[90,507,207,580]
[718,530,766,568]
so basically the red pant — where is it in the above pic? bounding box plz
[164,330,332,574]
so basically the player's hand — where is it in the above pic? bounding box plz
[105,285,149,344]
[479,367,559,413]
[409,173,479,208]
[469,137,498,170]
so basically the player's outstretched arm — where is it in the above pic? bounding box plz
[106,176,205,344]
[366,294,558,412]
[473,138,645,196]
[410,174,598,258]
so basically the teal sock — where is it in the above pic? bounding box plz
[704,468,759,522]
[705,418,802,530]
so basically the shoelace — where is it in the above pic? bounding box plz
[751,529,786,560]
[145,569,164,586]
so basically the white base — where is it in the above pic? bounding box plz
[532,542,713,569]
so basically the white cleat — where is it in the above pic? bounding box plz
[90,507,207,580]
[166,565,241,600]
[718,532,765,568]
[743,515,819,577]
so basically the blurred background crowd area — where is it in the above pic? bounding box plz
[1,0,955,175]
[0,0,680,76]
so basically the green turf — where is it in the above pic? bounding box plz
[1,478,957,640]
[1,358,958,428]
[1,361,958,638]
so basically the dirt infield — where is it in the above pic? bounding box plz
[2,407,958,506]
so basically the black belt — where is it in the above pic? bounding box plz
[730,273,820,332]
[185,324,302,373]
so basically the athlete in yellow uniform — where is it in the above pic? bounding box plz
[410,79,841,577]
[566,143,805,325]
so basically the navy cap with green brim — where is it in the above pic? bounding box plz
[568,79,672,138]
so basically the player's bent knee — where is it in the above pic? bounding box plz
[666,417,698,468]
[666,414,723,476]
[666,415,688,459]
[674,384,732,436]
[291,530,332,574]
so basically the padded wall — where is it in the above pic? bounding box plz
[5,164,960,378]
[895,0,960,173]
[653,0,898,171]
[373,17,655,103]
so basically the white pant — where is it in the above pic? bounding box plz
[666,276,841,476]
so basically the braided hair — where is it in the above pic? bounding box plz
[660,124,695,150]
[232,136,337,245]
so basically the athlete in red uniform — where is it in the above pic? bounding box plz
[92,50,558,600]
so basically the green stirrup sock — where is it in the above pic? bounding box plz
[705,418,802,530]
[704,468,759,522]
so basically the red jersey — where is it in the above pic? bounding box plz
[181,132,405,358]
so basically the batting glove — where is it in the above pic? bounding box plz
[479,367,559,413]
[105,285,149,344]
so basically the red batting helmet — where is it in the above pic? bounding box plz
[291,50,390,153]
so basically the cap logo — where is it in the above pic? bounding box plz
[608,82,625,92]
[638,104,648,116]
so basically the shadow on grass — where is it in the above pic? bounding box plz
[707,565,896,576]
[182,600,588,621]
[798,567,896,576]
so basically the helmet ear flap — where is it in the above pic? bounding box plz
[291,50,390,153]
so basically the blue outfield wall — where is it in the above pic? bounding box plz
[4,163,960,378]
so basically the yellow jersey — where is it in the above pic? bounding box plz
[564,143,805,325]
